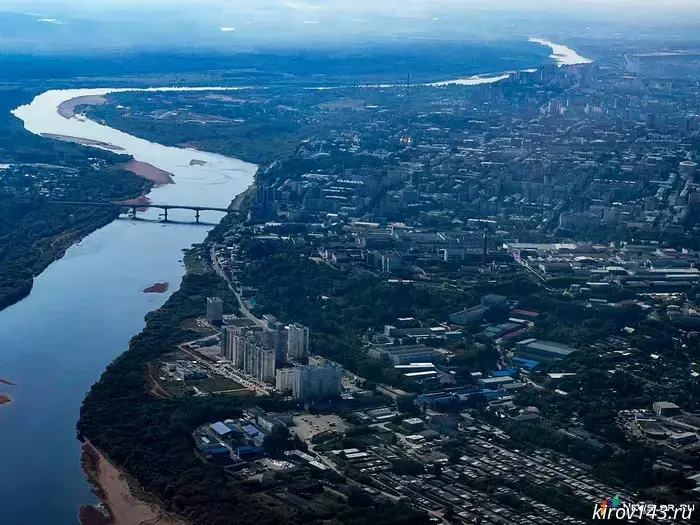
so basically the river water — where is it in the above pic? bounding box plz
[0,39,590,525]
[1,88,257,525]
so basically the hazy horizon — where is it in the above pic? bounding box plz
[0,0,699,54]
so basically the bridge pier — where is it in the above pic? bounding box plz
[131,206,137,218]
[164,208,168,222]
[195,210,200,224]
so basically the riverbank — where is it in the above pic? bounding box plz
[41,133,125,151]
[122,160,174,185]
[80,441,188,525]
[58,95,107,119]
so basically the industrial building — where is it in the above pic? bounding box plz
[449,304,489,325]
[402,417,424,432]
[478,376,515,388]
[653,401,681,417]
[367,343,441,364]
[515,339,577,360]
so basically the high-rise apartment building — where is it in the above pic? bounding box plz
[275,367,295,393]
[242,333,276,384]
[257,347,276,384]
[292,361,342,400]
[220,325,236,361]
[267,328,287,366]
[221,325,258,369]
[206,297,224,324]
[287,323,309,361]
[231,331,247,369]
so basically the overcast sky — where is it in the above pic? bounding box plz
[5,0,700,18]
[1,0,698,53]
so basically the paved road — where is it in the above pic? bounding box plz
[210,243,264,327]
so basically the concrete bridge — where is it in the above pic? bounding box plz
[47,200,243,223]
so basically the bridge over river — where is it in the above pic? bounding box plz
[47,200,243,223]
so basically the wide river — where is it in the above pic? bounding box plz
[1,88,257,525]
[0,39,590,525]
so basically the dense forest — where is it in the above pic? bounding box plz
[0,89,152,311]
[238,238,476,388]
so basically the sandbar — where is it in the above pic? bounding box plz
[122,160,174,185]
[58,95,107,119]
[41,133,125,152]
[143,282,170,294]
[0,394,11,405]
[80,441,188,525]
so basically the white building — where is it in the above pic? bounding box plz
[221,326,236,361]
[221,326,255,368]
[206,297,224,323]
[292,361,342,400]
[287,323,310,360]
[243,335,276,384]
[231,329,249,369]
[276,368,295,393]
[258,347,276,383]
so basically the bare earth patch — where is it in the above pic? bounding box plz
[80,441,188,525]
[113,195,151,212]
[122,160,174,185]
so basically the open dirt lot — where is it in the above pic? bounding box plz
[292,414,347,441]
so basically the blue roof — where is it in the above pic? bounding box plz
[491,369,517,377]
[210,422,232,436]
[481,389,506,399]
[512,357,540,369]
[249,298,258,306]
[242,424,260,436]
[237,445,264,453]
[205,446,231,456]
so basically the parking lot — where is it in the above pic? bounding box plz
[292,414,346,441]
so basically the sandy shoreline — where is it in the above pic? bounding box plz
[80,441,188,525]
[58,95,107,119]
[122,160,174,185]
[41,133,125,152]
[113,195,151,208]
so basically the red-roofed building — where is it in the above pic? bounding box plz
[502,329,529,341]
[510,309,540,321]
